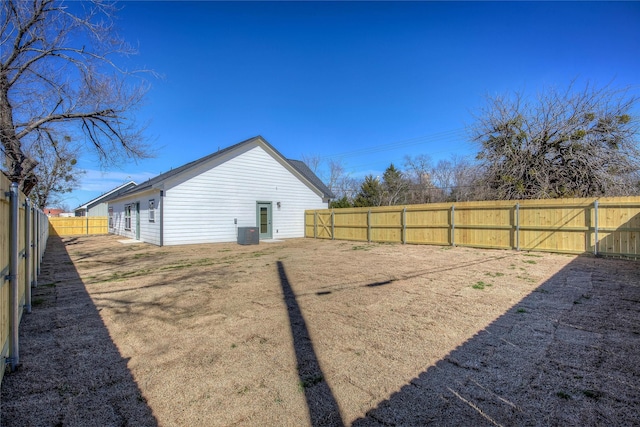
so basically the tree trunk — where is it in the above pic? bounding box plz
[0,74,38,193]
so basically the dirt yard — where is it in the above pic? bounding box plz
[2,234,639,426]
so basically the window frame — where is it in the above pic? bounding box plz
[148,199,155,223]
[124,204,132,230]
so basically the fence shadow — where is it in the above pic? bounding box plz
[352,255,640,426]
[0,234,157,426]
[277,261,345,427]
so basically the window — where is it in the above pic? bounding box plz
[124,204,132,230]
[149,199,155,222]
[108,207,114,229]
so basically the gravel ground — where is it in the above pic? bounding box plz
[1,234,639,426]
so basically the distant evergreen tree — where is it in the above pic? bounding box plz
[330,196,352,208]
[353,175,383,207]
[381,163,409,205]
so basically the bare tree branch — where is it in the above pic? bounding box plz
[0,0,153,193]
[472,82,640,199]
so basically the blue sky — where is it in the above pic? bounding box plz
[67,1,640,209]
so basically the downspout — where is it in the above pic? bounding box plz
[159,190,164,246]
[8,182,20,370]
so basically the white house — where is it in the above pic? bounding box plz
[74,180,137,217]
[107,136,332,246]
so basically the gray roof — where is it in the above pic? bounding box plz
[286,159,334,199]
[74,181,137,211]
[112,136,334,200]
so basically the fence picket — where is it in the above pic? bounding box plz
[307,197,640,258]
[49,217,108,236]
[1,174,49,383]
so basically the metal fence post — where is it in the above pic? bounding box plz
[8,182,20,370]
[594,200,599,256]
[24,199,32,314]
[450,205,456,246]
[36,209,41,277]
[32,206,38,287]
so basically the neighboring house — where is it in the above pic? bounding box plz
[44,208,64,217]
[74,181,137,217]
[107,136,333,246]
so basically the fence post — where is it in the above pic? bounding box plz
[450,205,455,246]
[8,182,20,371]
[331,210,335,240]
[36,209,41,278]
[367,209,371,243]
[402,207,407,244]
[515,202,520,251]
[34,210,38,277]
[593,200,599,256]
[32,206,38,287]
[86,214,89,235]
[24,200,32,314]
[313,212,317,239]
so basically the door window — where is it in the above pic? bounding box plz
[260,207,268,233]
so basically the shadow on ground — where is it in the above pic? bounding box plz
[352,255,640,426]
[0,234,157,427]
[278,261,345,427]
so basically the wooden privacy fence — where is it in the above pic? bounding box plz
[1,175,49,384]
[49,216,108,236]
[306,196,640,258]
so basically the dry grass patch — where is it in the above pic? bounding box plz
[2,234,639,426]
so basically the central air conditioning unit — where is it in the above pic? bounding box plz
[237,227,259,245]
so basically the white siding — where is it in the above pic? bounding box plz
[162,145,326,245]
[87,203,108,217]
[109,190,162,245]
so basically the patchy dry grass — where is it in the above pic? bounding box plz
[2,235,639,427]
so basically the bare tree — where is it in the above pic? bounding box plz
[322,159,342,195]
[427,155,488,202]
[301,154,322,174]
[404,154,435,203]
[430,159,455,202]
[28,134,84,209]
[472,82,640,199]
[301,155,358,203]
[1,0,152,194]
[327,159,359,202]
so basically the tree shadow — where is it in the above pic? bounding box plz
[352,254,640,426]
[277,261,345,427]
[0,234,158,426]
